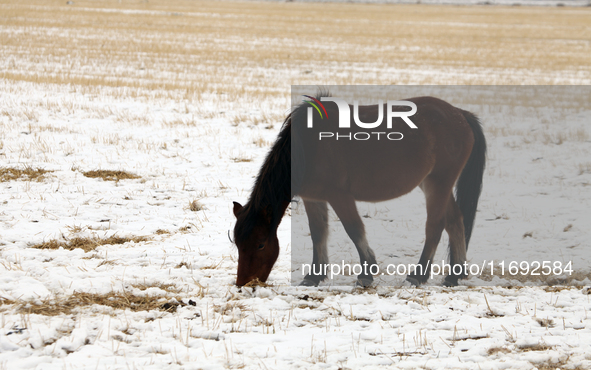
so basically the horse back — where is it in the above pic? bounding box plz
[293,96,474,202]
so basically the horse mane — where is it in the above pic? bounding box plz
[234,90,331,244]
[234,115,292,244]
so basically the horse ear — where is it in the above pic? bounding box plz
[232,202,243,218]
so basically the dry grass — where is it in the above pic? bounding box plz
[540,129,590,145]
[242,278,272,288]
[188,199,204,212]
[0,296,16,306]
[477,265,591,285]
[32,235,149,252]
[0,0,588,107]
[231,156,253,163]
[534,359,586,370]
[213,302,247,315]
[487,346,511,356]
[517,342,554,352]
[82,170,140,181]
[178,225,193,233]
[233,112,283,127]
[14,290,184,316]
[579,162,591,175]
[175,261,191,269]
[0,167,51,182]
[535,317,555,328]
[253,136,270,148]
[162,117,197,127]
[132,282,181,294]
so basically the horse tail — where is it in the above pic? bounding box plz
[456,110,487,250]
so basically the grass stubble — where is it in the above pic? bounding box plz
[82,169,141,182]
[31,234,150,253]
[0,167,51,182]
[1,0,589,107]
[15,289,186,317]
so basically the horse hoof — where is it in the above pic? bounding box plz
[405,276,422,287]
[443,276,459,287]
[299,279,319,287]
[355,278,373,288]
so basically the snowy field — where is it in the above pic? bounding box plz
[1,1,591,369]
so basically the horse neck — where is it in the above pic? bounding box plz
[248,123,292,230]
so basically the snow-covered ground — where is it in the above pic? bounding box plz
[1,1,591,369]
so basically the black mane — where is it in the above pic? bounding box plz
[234,115,292,243]
[233,90,331,244]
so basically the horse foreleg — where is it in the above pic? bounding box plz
[300,200,329,286]
[329,194,377,287]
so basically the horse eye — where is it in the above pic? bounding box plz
[257,243,265,250]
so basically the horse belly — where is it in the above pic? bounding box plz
[301,137,434,203]
[348,150,432,202]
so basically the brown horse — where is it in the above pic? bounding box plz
[232,94,486,287]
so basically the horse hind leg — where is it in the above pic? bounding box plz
[300,200,329,286]
[329,194,377,287]
[443,196,467,286]
[407,178,451,286]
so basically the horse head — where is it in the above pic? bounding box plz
[232,201,280,286]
